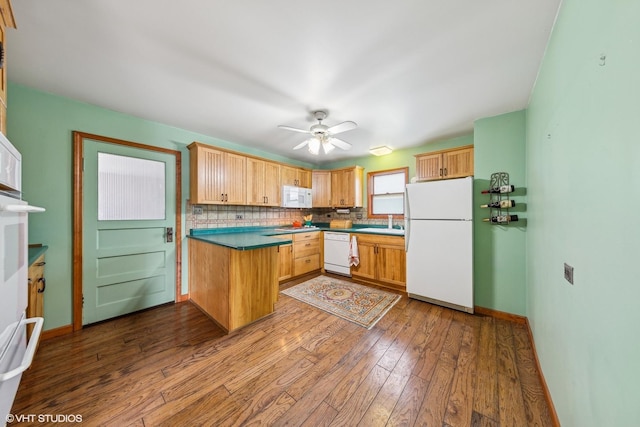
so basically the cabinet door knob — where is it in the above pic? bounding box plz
[37,277,46,293]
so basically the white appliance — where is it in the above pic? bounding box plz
[323,232,351,276]
[281,185,312,208]
[405,177,473,313]
[0,132,45,423]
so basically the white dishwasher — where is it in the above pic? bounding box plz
[323,232,351,276]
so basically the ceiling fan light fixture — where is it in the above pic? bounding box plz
[308,138,320,155]
[322,141,335,154]
[279,110,356,155]
[369,145,393,156]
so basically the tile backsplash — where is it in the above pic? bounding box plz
[186,201,401,232]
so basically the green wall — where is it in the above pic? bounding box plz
[7,83,313,331]
[526,0,640,425]
[474,110,527,315]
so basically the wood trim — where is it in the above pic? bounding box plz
[414,143,474,158]
[72,132,84,331]
[474,305,527,324]
[41,324,74,341]
[526,318,561,427]
[72,131,183,330]
[475,305,560,427]
[174,151,187,302]
[366,166,409,219]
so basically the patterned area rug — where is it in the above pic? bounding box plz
[281,276,401,329]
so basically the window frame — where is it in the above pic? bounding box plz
[367,167,409,219]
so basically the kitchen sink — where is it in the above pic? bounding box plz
[272,226,319,232]
[356,228,405,235]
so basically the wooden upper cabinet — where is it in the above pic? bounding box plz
[415,152,443,181]
[298,169,311,188]
[0,0,16,28]
[225,152,247,204]
[188,142,246,205]
[281,165,311,187]
[311,170,332,208]
[443,146,474,179]
[330,166,363,208]
[415,145,474,181]
[246,158,280,206]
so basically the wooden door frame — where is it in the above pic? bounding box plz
[72,131,184,332]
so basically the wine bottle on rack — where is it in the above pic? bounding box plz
[481,185,515,194]
[483,214,519,223]
[480,200,516,208]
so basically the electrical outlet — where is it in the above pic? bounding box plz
[564,263,574,285]
[192,206,203,215]
[236,214,243,220]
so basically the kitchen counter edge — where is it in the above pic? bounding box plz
[187,225,404,250]
[28,245,48,266]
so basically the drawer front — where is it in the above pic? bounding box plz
[294,254,320,276]
[294,240,320,258]
[293,231,320,242]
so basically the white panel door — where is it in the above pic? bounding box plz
[406,220,473,309]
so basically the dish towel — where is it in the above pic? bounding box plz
[349,235,360,267]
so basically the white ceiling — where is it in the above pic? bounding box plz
[7,0,561,164]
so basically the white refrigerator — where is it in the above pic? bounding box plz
[404,176,474,313]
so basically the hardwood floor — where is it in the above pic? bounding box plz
[13,280,553,426]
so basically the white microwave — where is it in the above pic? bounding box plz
[0,132,21,196]
[281,185,312,208]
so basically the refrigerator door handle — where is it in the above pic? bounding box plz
[404,188,410,252]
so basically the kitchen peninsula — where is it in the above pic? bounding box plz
[188,224,405,332]
[188,229,291,332]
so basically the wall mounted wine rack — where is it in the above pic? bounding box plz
[489,172,509,224]
[482,172,518,224]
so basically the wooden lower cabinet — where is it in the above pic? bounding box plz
[351,234,406,291]
[275,234,294,282]
[27,253,46,339]
[293,231,321,277]
[188,239,278,332]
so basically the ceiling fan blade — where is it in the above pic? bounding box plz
[329,137,352,150]
[278,125,310,134]
[327,121,357,135]
[292,139,310,150]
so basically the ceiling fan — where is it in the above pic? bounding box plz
[278,110,357,155]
